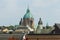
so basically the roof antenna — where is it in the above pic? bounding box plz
[27,0,29,9]
[27,3,29,9]
[26,3,30,13]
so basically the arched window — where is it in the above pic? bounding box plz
[30,20,33,25]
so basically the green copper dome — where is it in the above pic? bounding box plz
[23,8,34,19]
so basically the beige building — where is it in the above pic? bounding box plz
[15,25,30,34]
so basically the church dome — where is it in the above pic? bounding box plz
[23,8,34,19]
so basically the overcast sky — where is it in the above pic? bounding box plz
[0,0,60,26]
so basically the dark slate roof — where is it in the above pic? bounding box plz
[54,23,60,29]
[27,34,60,35]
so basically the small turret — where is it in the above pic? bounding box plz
[38,18,43,25]
[36,18,43,34]
[38,18,43,29]
[19,18,23,25]
[46,23,49,29]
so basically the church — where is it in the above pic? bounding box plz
[15,7,54,34]
[15,7,35,34]
[19,7,34,29]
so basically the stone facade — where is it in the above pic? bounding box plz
[23,18,34,29]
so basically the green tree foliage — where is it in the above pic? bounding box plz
[8,25,14,30]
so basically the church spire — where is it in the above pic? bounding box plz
[26,5,30,13]
[46,23,49,29]
[38,18,43,25]
[46,23,49,27]
[19,18,23,25]
[36,18,43,34]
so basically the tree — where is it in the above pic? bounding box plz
[8,25,14,30]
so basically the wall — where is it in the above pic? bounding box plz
[0,34,24,40]
[25,34,60,40]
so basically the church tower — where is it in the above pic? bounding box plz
[36,18,43,34]
[38,18,43,29]
[22,7,34,29]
